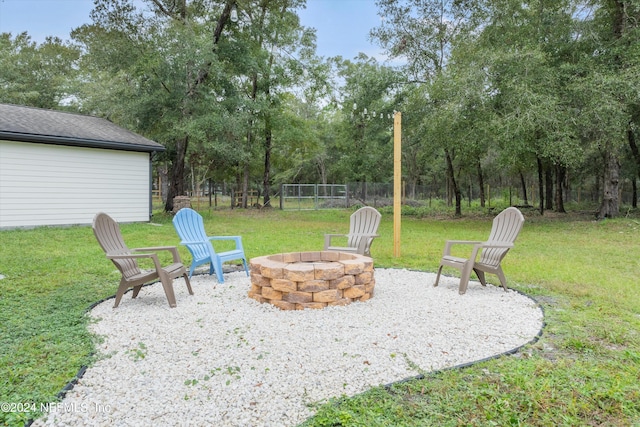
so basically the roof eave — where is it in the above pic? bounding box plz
[0,131,165,153]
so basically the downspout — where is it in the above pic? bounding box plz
[149,152,156,220]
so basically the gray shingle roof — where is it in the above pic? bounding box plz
[0,103,164,152]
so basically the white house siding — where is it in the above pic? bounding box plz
[0,140,151,228]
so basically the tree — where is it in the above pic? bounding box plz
[592,0,640,218]
[73,0,240,212]
[333,55,402,186]
[372,0,479,215]
[0,33,79,109]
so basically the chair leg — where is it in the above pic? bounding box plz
[214,259,224,283]
[132,285,144,298]
[242,258,249,276]
[113,281,129,308]
[474,269,487,286]
[458,262,474,295]
[434,265,443,287]
[183,273,194,295]
[495,267,508,291]
[158,272,177,308]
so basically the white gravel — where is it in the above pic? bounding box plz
[32,269,543,427]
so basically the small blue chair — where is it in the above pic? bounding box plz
[172,208,249,283]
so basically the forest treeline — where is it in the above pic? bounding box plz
[1,0,639,218]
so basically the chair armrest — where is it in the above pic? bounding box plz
[209,236,244,251]
[179,236,244,250]
[208,236,242,240]
[132,246,178,252]
[131,246,182,263]
[107,252,156,260]
[324,233,346,249]
[442,240,483,256]
[109,251,167,272]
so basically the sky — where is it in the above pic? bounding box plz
[0,0,385,61]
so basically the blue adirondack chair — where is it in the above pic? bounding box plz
[172,208,249,283]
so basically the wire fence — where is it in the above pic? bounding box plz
[157,181,636,211]
[277,182,619,210]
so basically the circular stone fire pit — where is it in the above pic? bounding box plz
[248,251,375,310]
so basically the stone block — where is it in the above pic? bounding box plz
[249,256,267,273]
[329,275,355,289]
[313,289,341,303]
[282,291,313,303]
[340,259,365,275]
[271,278,297,292]
[281,252,301,263]
[261,286,283,300]
[355,271,373,285]
[338,252,357,260]
[298,279,329,293]
[359,292,372,302]
[300,251,322,262]
[250,273,271,287]
[343,285,365,299]
[296,302,327,310]
[327,298,352,307]
[271,300,297,310]
[260,259,286,279]
[284,263,315,282]
[314,262,344,280]
[172,196,191,214]
[364,280,375,293]
[320,251,340,262]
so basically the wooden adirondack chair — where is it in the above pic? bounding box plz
[172,208,249,283]
[92,212,193,308]
[324,206,381,256]
[434,207,525,295]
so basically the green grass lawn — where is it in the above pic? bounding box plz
[1,207,639,426]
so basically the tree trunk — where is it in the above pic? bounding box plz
[242,162,250,209]
[554,164,566,213]
[537,157,544,215]
[164,135,189,212]
[476,160,485,207]
[262,114,272,208]
[519,171,528,206]
[628,124,640,209]
[445,149,461,216]
[598,151,620,219]
[545,167,553,210]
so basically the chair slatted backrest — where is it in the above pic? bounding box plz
[480,207,524,267]
[347,207,382,252]
[173,208,215,258]
[92,213,141,279]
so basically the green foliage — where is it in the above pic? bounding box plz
[0,33,80,108]
[1,209,640,426]
[4,0,640,218]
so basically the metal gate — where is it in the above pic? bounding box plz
[279,184,348,210]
